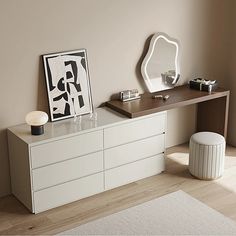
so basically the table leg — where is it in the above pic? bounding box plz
[197,95,229,139]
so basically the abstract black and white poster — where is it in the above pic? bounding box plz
[43,49,93,121]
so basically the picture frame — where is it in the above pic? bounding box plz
[42,49,93,122]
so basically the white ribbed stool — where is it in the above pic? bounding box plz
[189,132,225,180]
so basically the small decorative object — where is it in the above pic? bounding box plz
[25,111,48,135]
[89,110,98,121]
[152,94,170,101]
[119,89,141,102]
[189,78,218,92]
[42,49,93,121]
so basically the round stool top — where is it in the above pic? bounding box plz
[191,132,225,146]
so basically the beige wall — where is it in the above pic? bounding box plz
[0,0,231,197]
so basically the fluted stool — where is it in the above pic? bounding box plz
[189,132,225,180]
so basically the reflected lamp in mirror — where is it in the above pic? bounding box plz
[141,33,181,93]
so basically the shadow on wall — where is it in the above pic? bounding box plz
[108,34,152,102]
[226,1,236,147]
[37,57,49,114]
[135,35,153,92]
[194,1,231,85]
[0,57,49,198]
[0,129,10,196]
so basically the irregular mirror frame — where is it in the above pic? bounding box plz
[141,33,181,93]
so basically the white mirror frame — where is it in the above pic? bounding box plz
[141,32,181,93]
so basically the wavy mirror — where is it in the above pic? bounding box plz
[141,33,181,93]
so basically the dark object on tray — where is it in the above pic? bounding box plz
[189,78,218,92]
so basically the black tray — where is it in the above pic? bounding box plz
[189,80,218,92]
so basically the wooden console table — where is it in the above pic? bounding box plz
[106,85,230,138]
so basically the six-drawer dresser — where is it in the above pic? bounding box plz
[7,107,166,213]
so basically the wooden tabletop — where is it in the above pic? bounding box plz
[106,85,230,118]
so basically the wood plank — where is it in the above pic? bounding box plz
[106,84,230,138]
[106,85,229,118]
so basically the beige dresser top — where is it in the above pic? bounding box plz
[8,107,128,146]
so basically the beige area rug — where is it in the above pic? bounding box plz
[59,190,236,235]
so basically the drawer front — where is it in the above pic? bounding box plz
[34,172,104,213]
[31,130,103,168]
[104,134,165,169]
[32,151,103,191]
[105,154,164,190]
[104,112,166,148]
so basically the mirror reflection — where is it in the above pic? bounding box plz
[141,33,180,93]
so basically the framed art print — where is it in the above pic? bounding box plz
[42,49,93,121]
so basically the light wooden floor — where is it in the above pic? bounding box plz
[1,144,236,235]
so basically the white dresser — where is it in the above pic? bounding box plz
[7,107,166,213]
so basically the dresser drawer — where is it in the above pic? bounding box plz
[31,130,103,168]
[34,172,104,213]
[105,154,164,190]
[104,112,166,148]
[32,151,103,191]
[104,134,165,169]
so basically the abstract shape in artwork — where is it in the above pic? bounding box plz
[43,50,92,121]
